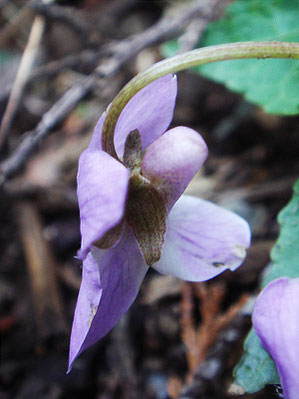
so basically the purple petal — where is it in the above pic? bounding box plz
[152,195,251,281]
[88,111,106,150]
[68,251,102,372]
[114,75,177,158]
[77,149,129,260]
[68,228,148,372]
[253,278,299,399]
[142,127,208,209]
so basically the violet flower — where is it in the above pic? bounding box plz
[253,277,299,399]
[68,75,250,371]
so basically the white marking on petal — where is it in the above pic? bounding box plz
[88,304,98,327]
[231,244,247,260]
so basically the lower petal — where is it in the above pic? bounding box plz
[152,195,251,281]
[68,228,148,371]
[253,278,299,399]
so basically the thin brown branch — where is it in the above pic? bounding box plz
[17,201,66,338]
[178,281,250,398]
[0,14,46,150]
[0,0,226,185]
[180,282,199,374]
[98,0,227,68]
[178,294,255,399]
[0,75,96,184]
[177,0,232,53]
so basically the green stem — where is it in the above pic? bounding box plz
[102,41,299,158]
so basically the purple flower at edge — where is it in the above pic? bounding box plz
[68,75,251,371]
[253,277,299,399]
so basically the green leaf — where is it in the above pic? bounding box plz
[234,330,279,393]
[162,0,299,115]
[263,179,299,285]
[233,179,299,392]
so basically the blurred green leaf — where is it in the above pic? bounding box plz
[263,179,299,285]
[234,179,299,392]
[234,330,279,393]
[162,0,299,115]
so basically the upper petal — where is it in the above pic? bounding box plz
[142,127,208,209]
[77,149,129,260]
[68,228,148,372]
[152,195,251,281]
[114,75,177,158]
[88,111,106,151]
[253,277,299,399]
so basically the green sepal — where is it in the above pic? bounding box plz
[125,173,167,266]
[123,129,143,173]
[94,221,124,249]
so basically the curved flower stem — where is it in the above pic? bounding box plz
[102,41,299,158]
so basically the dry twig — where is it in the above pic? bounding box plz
[17,201,66,338]
[177,0,232,53]
[172,282,249,398]
[0,74,96,184]
[0,12,46,150]
[178,292,255,399]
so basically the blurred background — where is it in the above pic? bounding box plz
[0,1,298,398]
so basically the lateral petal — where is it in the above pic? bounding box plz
[253,278,299,399]
[142,127,208,209]
[152,195,251,281]
[77,149,129,260]
[114,75,177,158]
[68,229,148,372]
